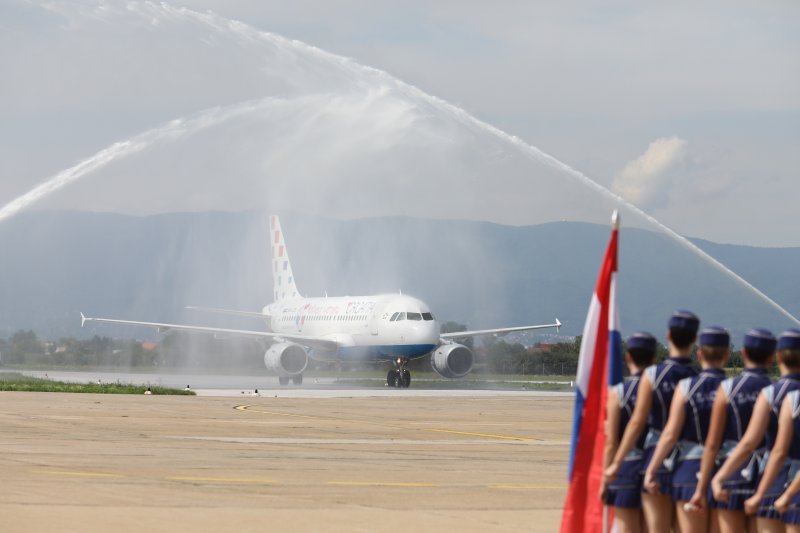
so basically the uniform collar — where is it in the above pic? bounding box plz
[666,356,693,366]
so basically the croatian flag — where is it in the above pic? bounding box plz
[560,211,624,533]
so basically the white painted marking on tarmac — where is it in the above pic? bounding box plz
[166,476,275,484]
[36,470,125,478]
[195,388,573,398]
[327,481,439,487]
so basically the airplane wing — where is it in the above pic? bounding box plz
[80,313,339,352]
[185,305,267,319]
[439,318,561,339]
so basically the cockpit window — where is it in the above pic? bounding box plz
[422,312,434,321]
[407,312,422,321]
[389,312,399,321]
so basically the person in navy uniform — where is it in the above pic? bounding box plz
[776,472,800,531]
[742,330,800,532]
[688,328,774,533]
[602,332,658,533]
[605,310,700,533]
[643,327,729,532]
[713,328,799,532]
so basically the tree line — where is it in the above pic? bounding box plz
[0,327,750,375]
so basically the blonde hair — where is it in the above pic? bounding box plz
[699,345,728,365]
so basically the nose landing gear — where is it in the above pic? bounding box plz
[387,357,411,388]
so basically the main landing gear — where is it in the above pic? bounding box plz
[387,357,411,388]
[278,374,303,386]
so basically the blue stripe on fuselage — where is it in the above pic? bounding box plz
[333,344,437,362]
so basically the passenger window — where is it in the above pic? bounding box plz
[407,312,422,321]
[422,312,434,321]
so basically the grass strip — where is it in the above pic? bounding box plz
[0,372,194,395]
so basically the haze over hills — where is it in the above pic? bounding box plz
[0,210,797,346]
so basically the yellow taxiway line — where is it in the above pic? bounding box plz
[31,470,565,490]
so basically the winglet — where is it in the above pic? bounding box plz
[555,318,562,333]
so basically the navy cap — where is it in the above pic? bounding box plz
[778,329,800,351]
[669,310,700,333]
[699,327,729,347]
[744,328,777,353]
[627,332,657,352]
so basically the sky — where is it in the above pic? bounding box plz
[1,1,798,246]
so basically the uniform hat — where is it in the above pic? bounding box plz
[668,310,700,333]
[627,332,657,352]
[699,327,729,347]
[778,329,800,351]
[744,328,777,353]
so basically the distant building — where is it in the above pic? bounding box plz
[141,342,159,352]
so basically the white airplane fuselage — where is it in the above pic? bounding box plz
[81,214,560,386]
[264,293,439,362]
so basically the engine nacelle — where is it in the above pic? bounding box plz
[431,343,474,379]
[264,343,308,377]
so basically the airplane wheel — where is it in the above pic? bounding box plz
[387,370,396,387]
[292,374,303,385]
[402,370,411,388]
[279,376,290,386]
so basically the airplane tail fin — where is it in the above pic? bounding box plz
[270,215,301,302]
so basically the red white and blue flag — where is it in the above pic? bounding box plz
[560,211,624,533]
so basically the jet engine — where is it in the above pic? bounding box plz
[264,343,308,377]
[430,343,473,379]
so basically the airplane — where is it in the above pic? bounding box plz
[81,215,561,387]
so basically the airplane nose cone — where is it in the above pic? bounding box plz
[409,319,439,345]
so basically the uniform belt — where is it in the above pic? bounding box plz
[787,458,800,488]
[623,448,644,462]
[644,429,661,450]
[716,439,738,461]
[675,440,704,461]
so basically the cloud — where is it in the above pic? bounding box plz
[612,136,688,208]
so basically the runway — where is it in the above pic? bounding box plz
[15,369,573,397]
[0,390,572,532]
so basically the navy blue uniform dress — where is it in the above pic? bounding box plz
[606,372,645,508]
[712,367,772,510]
[672,368,727,501]
[781,389,800,525]
[641,357,698,495]
[758,373,800,519]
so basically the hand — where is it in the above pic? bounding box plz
[643,471,660,495]
[775,494,790,515]
[599,480,608,502]
[688,489,706,511]
[604,462,620,484]
[711,476,729,503]
[743,494,762,515]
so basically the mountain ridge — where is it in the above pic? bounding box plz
[0,210,797,345]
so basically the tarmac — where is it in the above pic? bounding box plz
[0,389,572,532]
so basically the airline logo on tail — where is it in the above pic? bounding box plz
[271,215,300,302]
